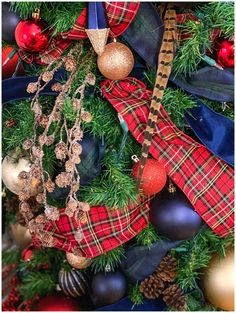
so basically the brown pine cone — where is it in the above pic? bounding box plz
[155,255,177,282]
[139,275,165,299]
[39,114,49,128]
[51,82,63,92]
[55,172,72,188]
[162,284,186,311]
[5,119,16,128]
[55,142,68,160]
[42,71,54,82]
[27,82,38,93]
[64,56,76,72]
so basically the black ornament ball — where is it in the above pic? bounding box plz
[2,3,21,44]
[150,188,202,241]
[92,271,127,307]
[49,133,105,200]
[58,268,90,298]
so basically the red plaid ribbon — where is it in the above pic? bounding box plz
[20,2,140,64]
[100,78,234,238]
[32,199,150,258]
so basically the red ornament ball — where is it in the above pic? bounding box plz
[22,244,34,262]
[216,38,234,68]
[15,18,50,53]
[132,159,167,196]
[34,292,82,311]
[2,46,24,79]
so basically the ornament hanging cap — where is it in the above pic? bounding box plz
[32,8,41,20]
[85,2,110,55]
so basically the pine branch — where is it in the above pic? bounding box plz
[128,283,144,306]
[173,20,211,75]
[135,224,160,247]
[198,2,234,38]
[10,2,42,18]
[18,271,56,300]
[91,245,125,273]
[3,250,22,265]
[200,98,234,121]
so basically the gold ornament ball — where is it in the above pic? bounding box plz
[97,42,134,80]
[66,252,92,269]
[202,248,234,311]
[2,150,41,195]
[10,223,32,247]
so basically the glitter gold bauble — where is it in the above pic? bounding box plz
[2,150,41,195]
[202,248,234,311]
[66,252,92,269]
[97,42,134,80]
[10,223,32,247]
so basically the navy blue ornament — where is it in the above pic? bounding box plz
[92,271,127,307]
[2,3,21,44]
[150,188,203,241]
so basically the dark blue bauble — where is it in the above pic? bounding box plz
[150,188,202,241]
[2,3,21,44]
[92,271,127,307]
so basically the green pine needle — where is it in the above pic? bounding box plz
[128,283,144,306]
[91,245,125,273]
[136,224,160,247]
[3,249,22,265]
[18,271,56,300]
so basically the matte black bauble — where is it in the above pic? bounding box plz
[92,271,127,307]
[2,3,21,44]
[150,188,202,241]
[49,133,105,200]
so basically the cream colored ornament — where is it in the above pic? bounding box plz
[66,252,92,269]
[10,223,32,247]
[2,150,40,195]
[202,248,234,311]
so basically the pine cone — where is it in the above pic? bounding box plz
[55,142,68,160]
[162,284,186,311]
[64,56,76,72]
[51,82,63,92]
[55,172,72,188]
[42,71,54,82]
[5,119,16,128]
[27,82,38,93]
[139,275,165,299]
[155,255,177,282]
[39,114,49,128]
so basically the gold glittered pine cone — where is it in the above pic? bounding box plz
[162,284,186,311]
[139,275,165,299]
[155,254,177,282]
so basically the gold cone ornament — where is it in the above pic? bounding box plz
[86,28,110,56]
[86,2,110,55]
[202,248,234,311]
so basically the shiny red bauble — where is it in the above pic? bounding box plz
[216,38,234,68]
[132,159,167,196]
[22,244,34,262]
[15,18,50,53]
[2,46,24,79]
[34,292,82,311]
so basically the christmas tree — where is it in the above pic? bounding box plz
[2,2,234,311]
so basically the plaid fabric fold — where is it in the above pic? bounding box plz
[100,78,234,238]
[32,199,150,258]
[20,2,140,64]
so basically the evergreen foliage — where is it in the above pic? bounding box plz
[135,224,160,247]
[90,245,125,273]
[128,283,144,306]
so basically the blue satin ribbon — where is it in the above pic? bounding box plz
[87,2,108,29]
[185,99,234,167]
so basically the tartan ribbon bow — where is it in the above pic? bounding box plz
[100,77,234,238]
[32,199,150,258]
[19,2,140,65]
